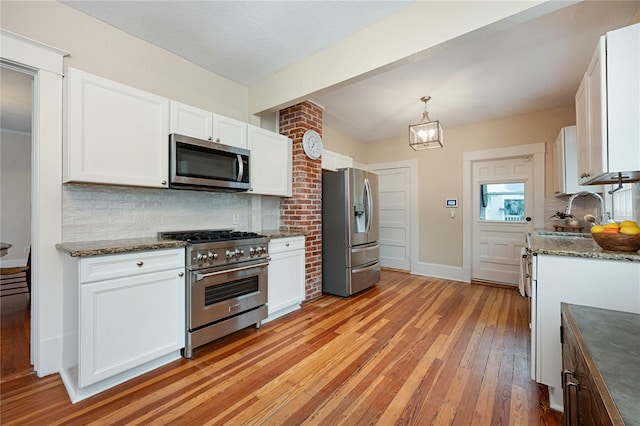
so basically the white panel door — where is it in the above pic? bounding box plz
[472,157,534,284]
[373,167,410,270]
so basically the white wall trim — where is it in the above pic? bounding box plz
[367,159,419,275]
[1,30,68,377]
[462,142,546,283]
[411,261,465,282]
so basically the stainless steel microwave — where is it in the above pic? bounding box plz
[169,133,250,192]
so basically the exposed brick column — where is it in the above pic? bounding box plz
[279,101,323,300]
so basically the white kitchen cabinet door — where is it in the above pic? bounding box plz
[266,236,305,322]
[65,68,169,188]
[553,126,602,195]
[322,149,353,171]
[583,36,607,184]
[213,114,248,149]
[247,125,292,197]
[170,101,213,141]
[79,268,185,388]
[170,102,247,148]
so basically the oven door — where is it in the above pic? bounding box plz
[188,259,268,330]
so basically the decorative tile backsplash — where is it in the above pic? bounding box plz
[62,184,280,242]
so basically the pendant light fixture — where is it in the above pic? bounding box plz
[409,96,443,150]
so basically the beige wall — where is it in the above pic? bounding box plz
[322,124,366,159]
[361,105,576,267]
[1,1,248,121]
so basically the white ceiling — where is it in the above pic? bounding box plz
[3,1,639,143]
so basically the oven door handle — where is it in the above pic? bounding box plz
[194,260,270,281]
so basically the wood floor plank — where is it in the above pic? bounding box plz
[0,271,562,425]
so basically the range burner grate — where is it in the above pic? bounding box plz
[160,229,262,244]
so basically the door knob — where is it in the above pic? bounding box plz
[525,217,532,222]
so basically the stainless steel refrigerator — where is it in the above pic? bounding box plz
[322,167,380,296]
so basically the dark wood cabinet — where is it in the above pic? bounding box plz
[561,304,630,425]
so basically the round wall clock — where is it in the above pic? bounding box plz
[302,129,323,160]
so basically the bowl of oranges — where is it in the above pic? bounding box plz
[590,220,640,252]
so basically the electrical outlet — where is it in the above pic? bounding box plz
[232,214,239,225]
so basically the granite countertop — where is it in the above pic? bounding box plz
[57,228,306,257]
[260,228,307,239]
[56,237,187,257]
[527,231,640,262]
[564,304,640,425]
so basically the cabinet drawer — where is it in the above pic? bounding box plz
[80,248,185,283]
[269,236,305,253]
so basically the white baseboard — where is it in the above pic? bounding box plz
[411,262,467,283]
[61,351,181,403]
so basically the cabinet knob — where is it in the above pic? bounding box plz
[136,261,144,267]
[161,180,167,185]
[215,137,221,143]
[208,136,213,141]
[178,272,184,277]
[285,243,290,247]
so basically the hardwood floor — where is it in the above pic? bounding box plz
[0,291,31,381]
[0,271,562,425]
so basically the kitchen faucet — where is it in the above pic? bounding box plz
[564,191,610,224]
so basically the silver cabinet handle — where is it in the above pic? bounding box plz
[136,261,144,267]
[351,261,380,274]
[178,272,184,277]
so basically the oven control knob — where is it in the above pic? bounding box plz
[207,252,217,261]
[197,253,207,262]
[225,250,234,260]
[249,247,256,256]
[234,249,244,258]
[260,246,267,255]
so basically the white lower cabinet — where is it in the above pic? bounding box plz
[61,248,185,402]
[530,254,640,411]
[266,236,305,322]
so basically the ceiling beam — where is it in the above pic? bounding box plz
[248,0,575,116]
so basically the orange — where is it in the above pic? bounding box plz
[602,227,620,234]
[603,222,620,229]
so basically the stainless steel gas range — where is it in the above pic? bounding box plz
[159,230,270,358]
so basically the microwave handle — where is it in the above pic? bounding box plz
[236,154,244,182]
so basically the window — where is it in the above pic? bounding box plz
[480,182,525,221]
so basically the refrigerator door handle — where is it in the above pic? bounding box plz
[364,177,372,233]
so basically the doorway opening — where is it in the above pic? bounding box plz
[1,65,34,379]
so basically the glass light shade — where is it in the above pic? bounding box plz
[409,118,443,150]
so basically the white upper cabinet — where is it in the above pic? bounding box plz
[576,23,640,185]
[64,68,170,188]
[247,125,292,197]
[169,101,213,141]
[322,149,354,171]
[213,114,248,149]
[169,101,247,149]
[553,126,602,196]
